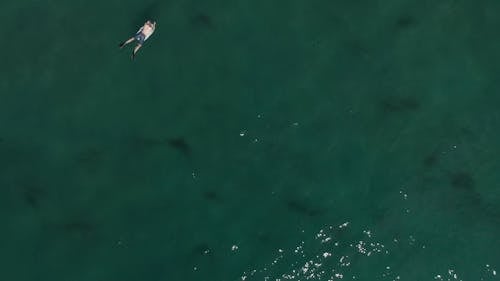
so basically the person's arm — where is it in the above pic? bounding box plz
[152,22,157,31]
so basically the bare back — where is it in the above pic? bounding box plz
[141,22,155,40]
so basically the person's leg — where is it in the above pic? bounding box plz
[119,37,135,48]
[131,44,142,59]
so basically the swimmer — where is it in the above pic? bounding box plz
[119,20,157,59]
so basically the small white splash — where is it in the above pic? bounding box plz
[339,222,350,229]
[486,264,497,276]
[409,235,416,245]
[294,243,304,254]
[232,245,239,251]
[447,269,459,280]
[355,241,367,254]
[339,256,350,267]
[239,130,246,137]
[301,261,310,274]
[322,237,332,243]
[292,122,299,126]
[323,252,332,258]
[399,190,408,200]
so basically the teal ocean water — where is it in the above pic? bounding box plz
[1,0,499,280]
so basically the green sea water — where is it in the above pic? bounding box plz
[1,0,500,280]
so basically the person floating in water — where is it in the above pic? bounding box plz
[119,20,156,59]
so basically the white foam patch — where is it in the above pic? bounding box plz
[239,221,497,281]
